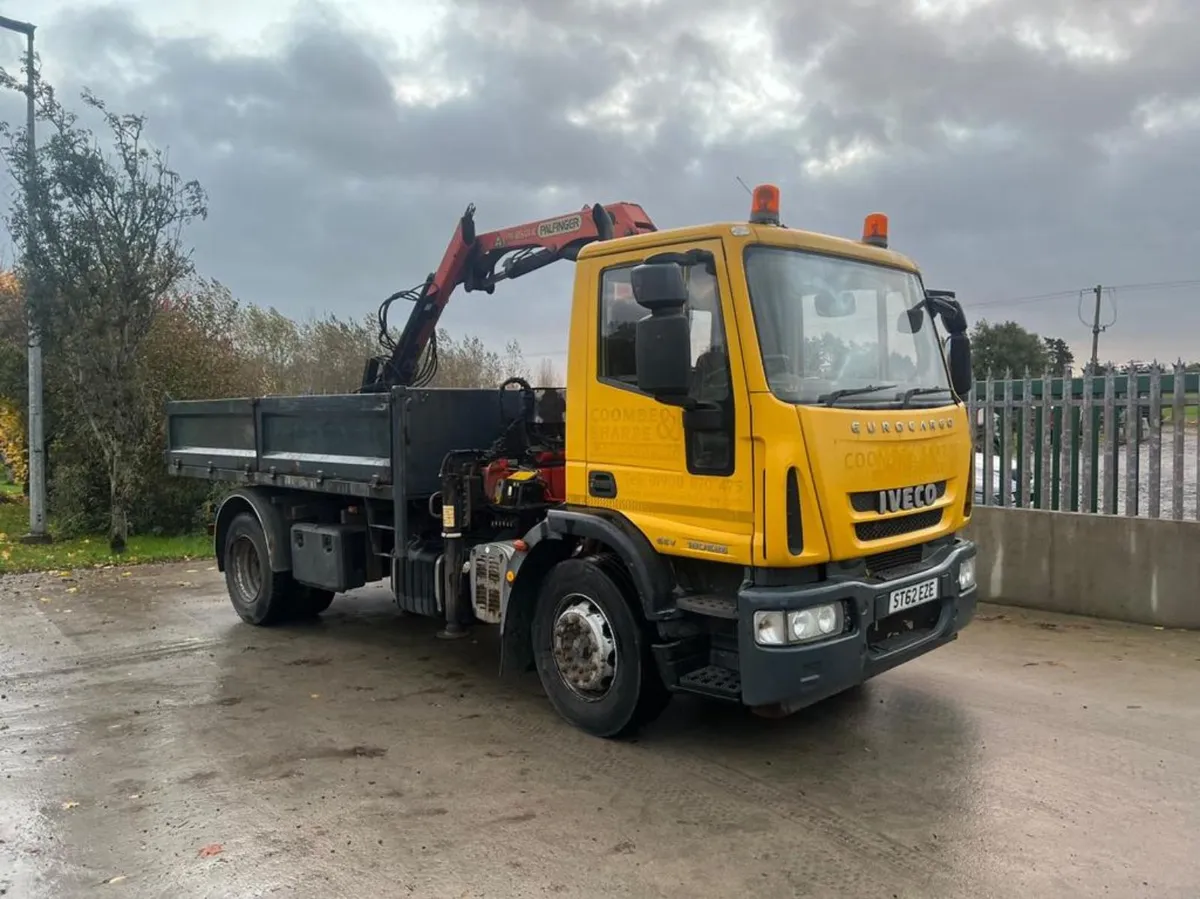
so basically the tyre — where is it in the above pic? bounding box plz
[531,555,671,738]
[222,511,296,626]
[292,584,335,618]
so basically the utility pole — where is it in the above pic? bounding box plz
[1089,284,1103,371]
[0,15,48,543]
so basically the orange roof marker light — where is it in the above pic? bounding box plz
[750,183,781,225]
[862,212,888,249]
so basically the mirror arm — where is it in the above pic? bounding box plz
[649,392,695,409]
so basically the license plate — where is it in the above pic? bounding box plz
[886,577,940,615]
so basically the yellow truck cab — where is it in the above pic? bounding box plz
[166,186,978,739]
[532,185,978,728]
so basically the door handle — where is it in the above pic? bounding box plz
[588,471,617,498]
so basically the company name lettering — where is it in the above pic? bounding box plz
[843,443,950,471]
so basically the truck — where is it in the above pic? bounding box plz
[165,184,979,738]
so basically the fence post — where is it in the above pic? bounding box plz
[1125,363,1139,517]
[1059,367,1074,512]
[1040,371,1052,510]
[1081,366,1094,513]
[1172,360,1185,521]
[1148,364,1162,519]
[1103,366,1117,514]
[1000,371,1013,506]
[1020,369,1034,508]
[983,374,995,507]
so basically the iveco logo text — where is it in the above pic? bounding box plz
[877,483,938,514]
[851,418,953,435]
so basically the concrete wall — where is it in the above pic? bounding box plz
[965,506,1200,630]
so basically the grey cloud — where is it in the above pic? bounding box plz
[0,0,1198,366]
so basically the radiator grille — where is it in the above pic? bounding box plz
[854,508,942,542]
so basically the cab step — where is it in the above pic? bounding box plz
[676,594,738,619]
[676,665,742,700]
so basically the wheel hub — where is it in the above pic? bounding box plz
[230,535,262,600]
[551,597,616,699]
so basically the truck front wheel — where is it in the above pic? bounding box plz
[531,556,670,738]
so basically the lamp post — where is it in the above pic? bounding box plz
[0,14,47,543]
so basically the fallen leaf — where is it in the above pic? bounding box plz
[198,843,223,858]
[39,597,50,603]
[66,587,78,594]
[122,572,132,578]
[61,800,79,810]
[102,875,127,885]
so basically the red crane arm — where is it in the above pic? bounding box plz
[363,201,657,390]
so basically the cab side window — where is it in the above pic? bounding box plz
[597,261,734,475]
[597,266,640,386]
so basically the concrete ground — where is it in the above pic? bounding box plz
[1,564,1198,899]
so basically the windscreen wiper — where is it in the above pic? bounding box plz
[818,384,899,406]
[899,386,952,406]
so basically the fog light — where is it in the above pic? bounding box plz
[958,557,976,592]
[753,610,786,646]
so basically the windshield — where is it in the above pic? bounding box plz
[743,245,953,406]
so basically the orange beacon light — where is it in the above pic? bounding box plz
[750,184,781,225]
[862,212,888,248]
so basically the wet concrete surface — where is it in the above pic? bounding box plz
[1,563,1198,899]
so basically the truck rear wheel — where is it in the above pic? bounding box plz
[531,556,670,738]
[223,511,333,625]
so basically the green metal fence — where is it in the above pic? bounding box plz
[969,365,1200,520]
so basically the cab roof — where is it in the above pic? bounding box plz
[576,220,921,274]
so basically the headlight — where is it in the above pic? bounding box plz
[957,557,976,592]
[754,602,845,646]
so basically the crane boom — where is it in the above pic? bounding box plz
[361,200,657,390]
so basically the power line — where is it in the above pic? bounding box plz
[965,278,1200,310]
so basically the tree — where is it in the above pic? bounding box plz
[534,356,562,386]
[1043,337,1074,374]
[428,331,528,387]
[0,270,24,402]
[0,65,208,551]
[969,320,1049,380]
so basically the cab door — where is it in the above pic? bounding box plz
[581,239,755,566]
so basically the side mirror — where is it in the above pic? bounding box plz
[926,290,967,336]
[925,290,971,395]
[631,262,691,402]
[947,333,972,397]
[897,306,923,334]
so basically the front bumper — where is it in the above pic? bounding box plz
[733,538,977,708]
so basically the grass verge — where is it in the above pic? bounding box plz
[0,492,213,575]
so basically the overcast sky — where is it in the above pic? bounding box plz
[0,0,1197,371]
